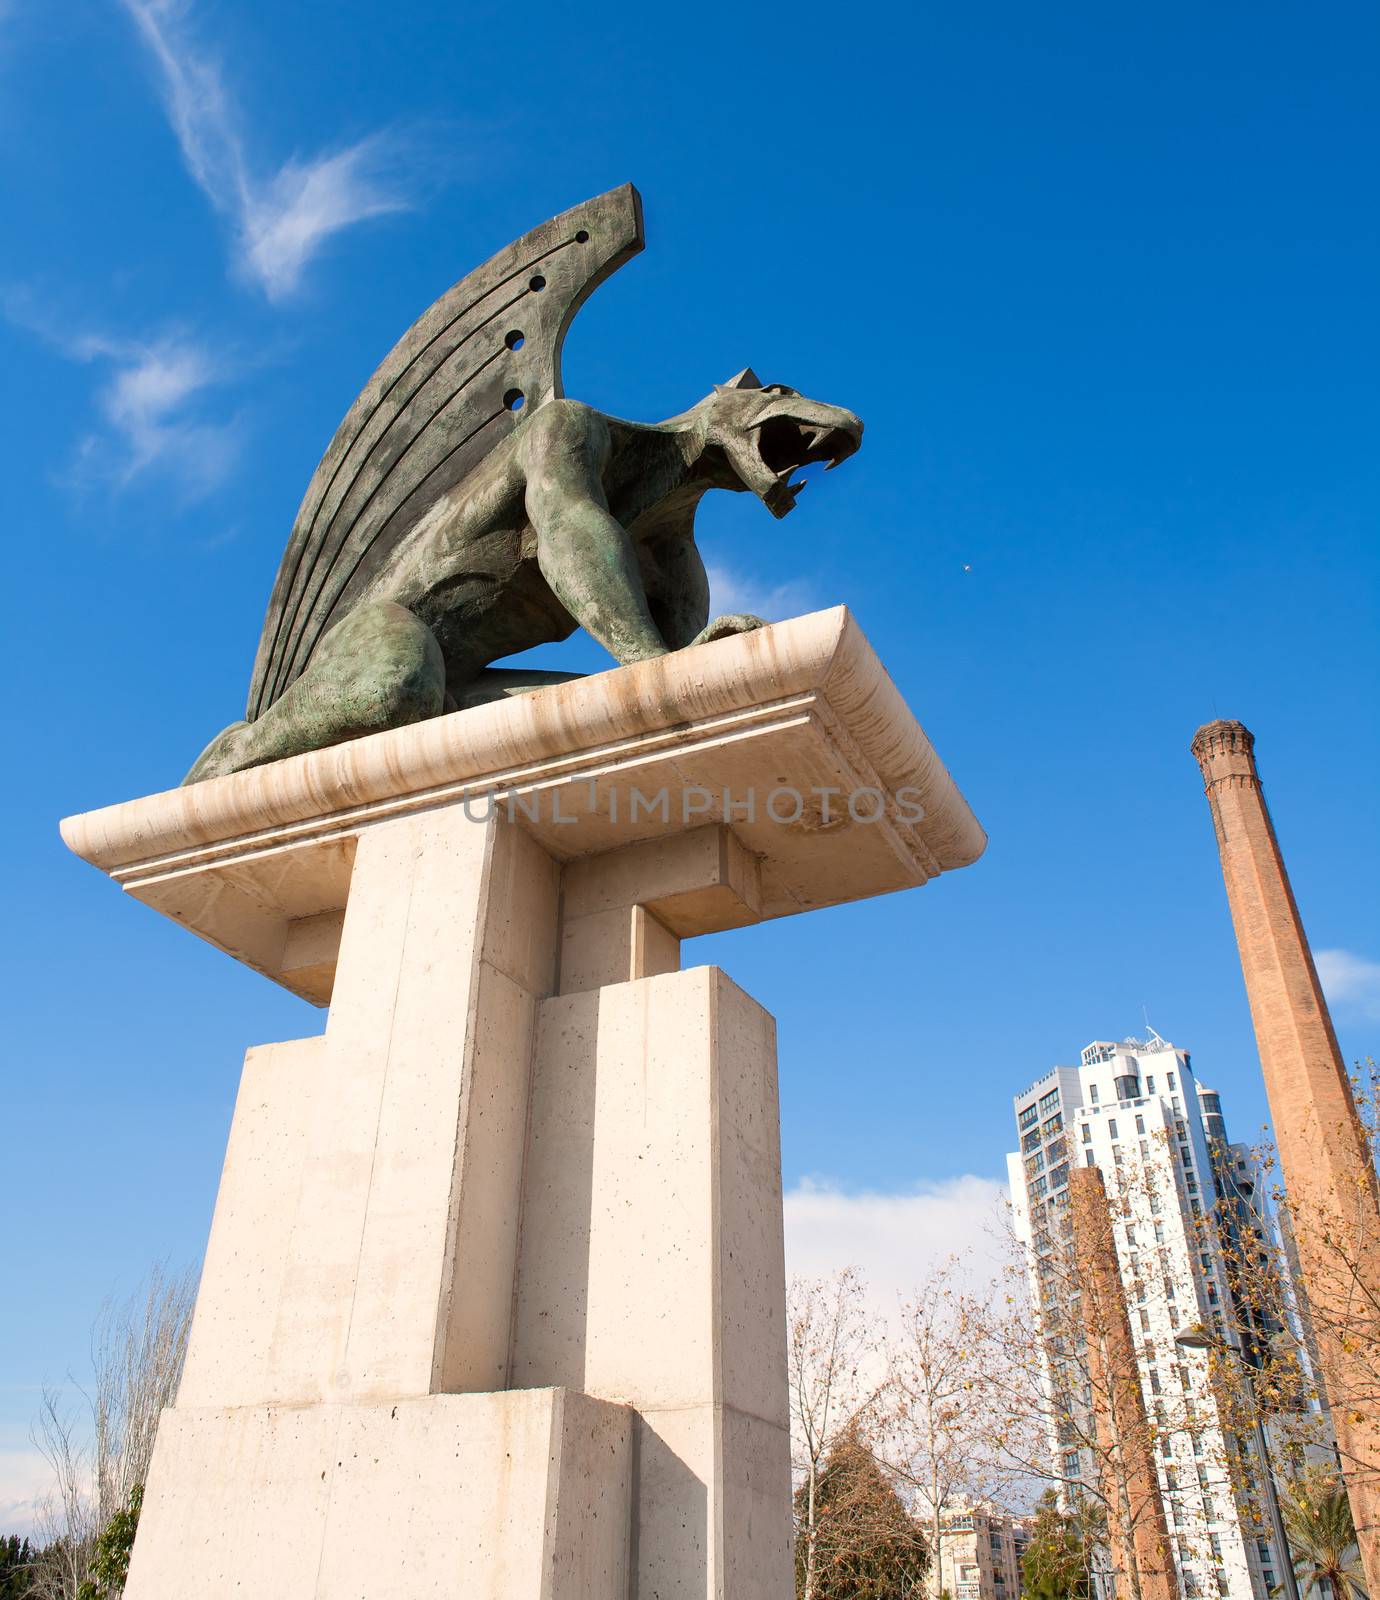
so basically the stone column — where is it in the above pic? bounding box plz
[1191,719,1380,1590]
[61,609,986,1600]
[1069,1166,1176,1600]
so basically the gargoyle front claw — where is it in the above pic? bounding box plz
[688,614,769,648]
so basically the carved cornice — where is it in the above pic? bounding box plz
[60,610,987,995]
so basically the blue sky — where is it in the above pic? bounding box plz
[3,0,1377,1530]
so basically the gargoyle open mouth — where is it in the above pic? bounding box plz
[754,414,862,517]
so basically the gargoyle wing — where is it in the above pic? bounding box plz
[246,183,645,719]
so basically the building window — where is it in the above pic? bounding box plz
[1108,1118,1119,1139]
[1081,1124,1092,1144]
[1135,1114,1146,1135]
[1146,1075,1156,1092]
[1039,1089,1060,1117]
[1019,1104,1038,1129]
[1167,1072,1176,1091]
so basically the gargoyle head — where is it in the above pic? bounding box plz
[703,368,864,519]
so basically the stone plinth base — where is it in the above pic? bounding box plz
[62,609,985,1599]
[127,1390,629,1599]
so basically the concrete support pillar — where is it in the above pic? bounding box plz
[1191,720,1380,1590]
[177,808,561,1408]
[1069,1166,1176,1600]
[512,965,788,1598]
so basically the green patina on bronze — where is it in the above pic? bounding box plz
[186,184,863,784]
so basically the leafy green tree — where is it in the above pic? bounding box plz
[1020,1489,1095,1600]
[1,1535,38,1599]
[793,1427,928,1599]
[74,1483,143,1600]
[1280,1470,1369,1600]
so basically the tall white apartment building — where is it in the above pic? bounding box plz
[1007,1033,1296,1600]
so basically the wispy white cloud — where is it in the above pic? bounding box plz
[4,288,240,500]
[75,333,239,496]
[1316,948,1380,1023]
[119,0,411,299]
[784,1174,1011,1329]
[0,1439,49,1539]
[704,561,820,622]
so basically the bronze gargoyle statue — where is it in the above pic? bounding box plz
[187,184,862,782]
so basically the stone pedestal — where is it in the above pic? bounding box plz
[62,608,984,1599]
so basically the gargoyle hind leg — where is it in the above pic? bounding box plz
[183,602,446,784]
[448,667,586,712]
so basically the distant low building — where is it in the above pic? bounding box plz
[937,1500,1034,1600]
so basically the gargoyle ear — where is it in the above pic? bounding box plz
[713,367,763,395]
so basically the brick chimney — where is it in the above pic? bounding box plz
[1069,1165,1176,1600]
[1192,719,1380,1589]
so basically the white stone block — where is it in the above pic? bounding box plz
[123,1388,631,1600]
